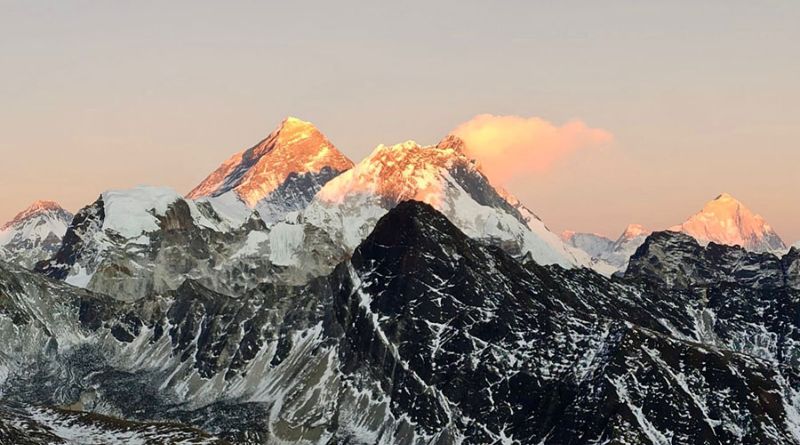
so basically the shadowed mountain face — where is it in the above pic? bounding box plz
[4,201,800,443]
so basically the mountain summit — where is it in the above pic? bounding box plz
[306,135,580,267]
[670,193,785,252]
[187,117,353,222]
[0,200,67,231]
[0,200,73,268]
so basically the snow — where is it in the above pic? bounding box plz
[196,192,254,228]
[670,193,785,252]
[101,186,182,238]
[0,211,68,247]
[564,224,651,275]
[65,265,93,287]
[607,375,672,445]
[231,230,269,260]
[268,222,306,266]
[22,406,218,444]
[186,116,353,208]
[309,139,578,268]
[0,200,73,268]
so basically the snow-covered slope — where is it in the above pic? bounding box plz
[604,223,651,270]
[187,116,354,224]
[0,200,73,268]
[670,193,785,253]
[305,135,579,267]
[561,224,650,274]
[561,231,614,258]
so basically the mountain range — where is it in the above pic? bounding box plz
[564,192,789,275]
[1,116,799,444]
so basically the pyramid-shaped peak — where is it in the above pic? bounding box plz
[2,200,71,231]
[671,193,786,252]
[700,193,752,217]
[187,117,353,207]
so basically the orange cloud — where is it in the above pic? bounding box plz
[451,114,614,182]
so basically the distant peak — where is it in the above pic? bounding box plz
[560,230,576,241]
[27,200,63,212]
[2,200,70,231]
[622,224,649,239]
[671,193,786,252]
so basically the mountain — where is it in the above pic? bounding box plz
[0,200,73,269]
[187,117,354,224]
[6,201,800,443]
[625,230,799,290]
[561,230,613,258]
[35,187,266,300]
[304,135,580,268]
[569,193,786,272]
[602,223,651,269]
[670,192,786,252]
[561,223,650,274]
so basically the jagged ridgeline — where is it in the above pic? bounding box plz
[2,200,800,444]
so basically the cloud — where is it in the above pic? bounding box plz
[451,114,614,182]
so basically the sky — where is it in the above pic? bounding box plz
[1,1,798,243]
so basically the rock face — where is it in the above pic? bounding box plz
[671,192,786,252]
[0,200,73,269]
[187,117,354,224]
[625,230,797,290]
[6,201,800,443]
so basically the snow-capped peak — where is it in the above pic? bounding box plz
[619,223,649,241]
[186,116,354,208]
[316,138,466,206]
[0,200,73,268]
[669,193,786,252]
[1,200,69,231]
[307,135,579,267]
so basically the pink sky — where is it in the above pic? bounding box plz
[1,2,798,243]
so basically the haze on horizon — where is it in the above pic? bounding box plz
[1,1,798,243]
